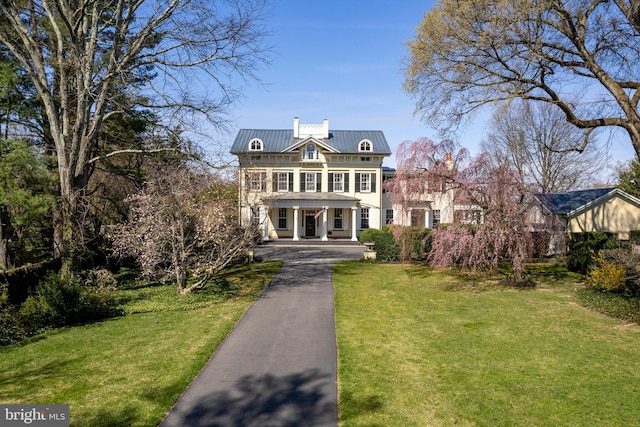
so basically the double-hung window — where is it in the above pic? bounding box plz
[360,208,369,229]
[277,173,289,192]
[248,172,265,192]
[305,173,316,192]
[334,208,343,229]
[385,209,394,224]
[278,208,287,229]
[333,173,344,192]
[360,173,371,192]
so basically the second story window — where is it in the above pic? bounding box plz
[300,172,321,192]
[248,172,265,192]
[360,173,371,192]
[329,172,349,193]
[333,173,343,192]
[305,172,316,192]
[356,172,376,193]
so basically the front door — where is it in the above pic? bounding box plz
[305,215,316,237]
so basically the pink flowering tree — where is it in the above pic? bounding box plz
[109,166,258,294]
[385,138,466,261]
[387,138,534,282]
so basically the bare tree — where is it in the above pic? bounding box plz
[0,0,269,272]
[404,0,640,158]
[482,101,605,193]
[109,165,258,294]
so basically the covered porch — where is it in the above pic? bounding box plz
[262,193,361,242]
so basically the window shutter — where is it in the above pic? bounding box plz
[344,173,350,192]
[288,173,294,192]
[272,172,277,192]
[328,173,334,193]
[371,173,377,193]
[316,172,322,192]
[355,173,361,192]
[300,173,305,192]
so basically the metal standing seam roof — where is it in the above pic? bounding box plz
[534,187,617,215]
[230,129,392,155]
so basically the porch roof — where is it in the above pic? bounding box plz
[263,192,360,208]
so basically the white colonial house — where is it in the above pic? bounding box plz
[231,117,395,241]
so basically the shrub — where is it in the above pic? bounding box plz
[586,251,626,293]
[0,285,27,345]
[359,228,400,262]
[16,273,119,336]
[390,225,431,262]
[599,248,640,297]
[567,232,617,274]
[84,268,118,292]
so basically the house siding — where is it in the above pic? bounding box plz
[568,195,640,239]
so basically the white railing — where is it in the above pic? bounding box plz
[301,150,320,161]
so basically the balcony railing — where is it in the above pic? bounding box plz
[301,150,320,161]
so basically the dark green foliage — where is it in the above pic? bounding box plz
[391,225,431,261]
[359,226,432,262]
[17,273,118,335]
[359,227,401,262]
[0,259,60,304]
[618,158,640,198]
[0,285,26,345]
[566,232,617,274]
[576,287,640,324]
[630,230,640,245]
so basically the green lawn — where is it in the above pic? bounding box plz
[335,262,640,426]
[0,261,282,427]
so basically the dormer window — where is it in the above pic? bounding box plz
[249,138,263,151]
[302,143,319,161]
[359,139,372,152]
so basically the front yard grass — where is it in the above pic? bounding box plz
[0,260,282,427]
[335,262,640,426]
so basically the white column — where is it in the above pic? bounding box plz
[407,208,413,226]
[261,207,269,241]
[351,207,358,241]
[293,207,300,241]
[426,209,432,229]
[321,207,328,241]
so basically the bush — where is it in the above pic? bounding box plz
[0,285,27,345]
[598,248,640,297]
[586,251,626,293]
[16,272,119,337]
[390,225,431,262]
[567,232,617,274]
[359,228,401,262]
[84,268,118,292]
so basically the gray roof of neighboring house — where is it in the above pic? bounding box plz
[230,129,391,155]
[534,187,617,215]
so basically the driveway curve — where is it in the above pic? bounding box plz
[160,241,366,427]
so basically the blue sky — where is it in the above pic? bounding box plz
[225,0,636,169]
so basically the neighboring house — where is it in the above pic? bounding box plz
[529,187,640,244]
[381,152,460,228]
[231,117,391,241]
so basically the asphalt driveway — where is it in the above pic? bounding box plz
[160,241,366,427]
